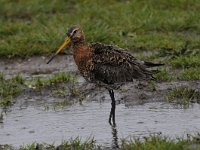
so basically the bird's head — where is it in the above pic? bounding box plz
[67,25,85,43]
[47,25,84,64]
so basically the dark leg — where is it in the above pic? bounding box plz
[108,90,116,125]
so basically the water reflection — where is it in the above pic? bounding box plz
[111,124,119,149]
[0,101,200,147]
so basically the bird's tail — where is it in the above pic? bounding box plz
[151,69,161,74]
[144,61,164,68]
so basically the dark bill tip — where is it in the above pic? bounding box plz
[46,54,56,64]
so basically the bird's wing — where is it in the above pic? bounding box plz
[90,43,159,84]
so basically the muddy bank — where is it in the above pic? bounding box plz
[1,55,200,148]
[0,55,76,79]
[1,55,200,107]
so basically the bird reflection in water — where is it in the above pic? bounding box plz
[111,124,119,149]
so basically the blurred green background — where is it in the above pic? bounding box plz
[0,0,200,80]
[1,0,200,56]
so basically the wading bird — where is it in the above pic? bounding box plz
[47,25,163,125]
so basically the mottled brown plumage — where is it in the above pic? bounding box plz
[91,43,162,85]
[47,25,163,125]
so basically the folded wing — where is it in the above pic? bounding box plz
[90,43,163,84]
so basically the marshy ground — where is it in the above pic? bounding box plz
[1,55,200,150]
[1,0,200,149]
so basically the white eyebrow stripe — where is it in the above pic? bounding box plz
[72,28,78,34]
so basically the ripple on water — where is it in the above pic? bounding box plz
[0,101,200,147]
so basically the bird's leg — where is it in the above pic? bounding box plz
[108,90,116,125]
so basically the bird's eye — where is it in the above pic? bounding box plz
[73,30,77,34]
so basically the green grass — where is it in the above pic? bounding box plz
[0,73,24,107]
[1,0,200,56]
[155,67,200,81]
[166,86,200,107]
[0,72,76,108]
[121,134,200,150]
[29,72,74,89]
[154,68,174,81]
[19,138,98,150]
[1,0,200,80]
[1,134,200,150]
[178,68,200,80]
[0,138,98,150]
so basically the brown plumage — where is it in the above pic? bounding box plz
[91,43,162,85]
[47,25,163,125]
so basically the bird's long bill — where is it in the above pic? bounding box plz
[47,37,71,64]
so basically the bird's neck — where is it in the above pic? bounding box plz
[72,41,92,69]
[73,41,90,55]
[72,41,87,49]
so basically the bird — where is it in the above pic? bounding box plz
[47,25,163,126]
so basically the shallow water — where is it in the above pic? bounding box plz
[0,100,200,148]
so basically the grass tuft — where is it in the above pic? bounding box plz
[26,72,74,89]
[166,86,200,107]
[0,73,24,107]
[19,138,98,150]
[178,68,200,80]
[1,134,200,150]
[154,68,173,82]
[121,134,200,150]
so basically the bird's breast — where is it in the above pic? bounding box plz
[73,45,94,78]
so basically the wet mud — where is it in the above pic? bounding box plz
[0,55,200,148]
